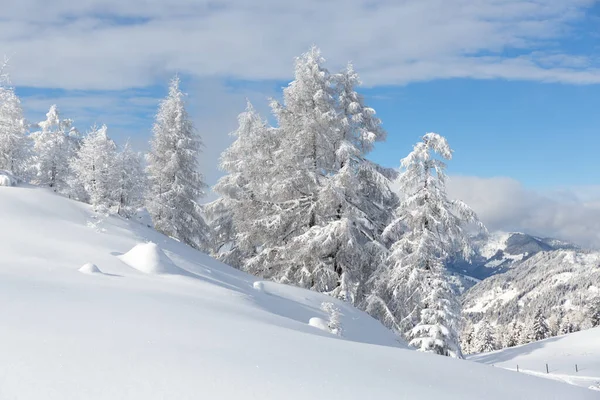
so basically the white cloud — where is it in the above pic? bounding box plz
[1,0,599,89]
[446,176,600,249]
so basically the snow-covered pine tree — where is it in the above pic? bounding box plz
[474,321,497,353]
[279,61,396,304]
[31,105,79,192]
[205,101,279,268]
[69,125,118,212]
[504,320,520,348]
[588,298,600,328]
[146,76,209,250]
[0,74,29,179]
[114,141,146,218]
[245,46,340,284]
[366,133,485,358]
[460,321,475,354]
[519,319,533,345]
[560,316,575,335]
[531,308,550,341]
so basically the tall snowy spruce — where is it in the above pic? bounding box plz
[205,102,279,268]
[530,308,550,341]
[31,105,79,192]
[114,141,146,218]
[281,61,397,303]
[247,46,340,285]
[69,125,117,212]
[0,71,29,179]
[146,76,209,250]
[474,321,497,353]
[235,47,396,304]
[366,133,485,358]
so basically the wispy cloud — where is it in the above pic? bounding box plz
[1,0,599,89]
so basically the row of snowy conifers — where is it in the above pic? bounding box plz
[462,304,600,354]
[0,47,486,358]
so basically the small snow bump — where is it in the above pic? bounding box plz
[308,317,330,333]
[79,263,102,274]
[253,281,265,292]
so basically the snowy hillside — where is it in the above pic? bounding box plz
[469,328,600,391]
[450,232,580,280]
[463,250,600,321]
[0,185,597,399]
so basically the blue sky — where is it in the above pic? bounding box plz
[3,0,600,246]
[366,80,600,188]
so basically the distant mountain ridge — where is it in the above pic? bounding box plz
[449,232,581,281]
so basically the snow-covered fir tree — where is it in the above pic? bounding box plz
[31,105,79,192]
[460,322,475,354]
[366,133,485,358]
[246,46,340,288]
[560,316,576,335]
[588,298,600,328]
[0,73,29,179]
[146,76,209,250]
[474,321,497,353]
[114,141,146,218]
[278,60,396,304]
[69,125,117,213]
[531,308,550,341]
[503,321,521,348]
[211,48,396,308]
[205,102,279,268]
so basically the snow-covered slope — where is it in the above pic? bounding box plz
[469,328,600,391]
[0,185,596,399]
[450,232,580,280]
[462,250,600,327]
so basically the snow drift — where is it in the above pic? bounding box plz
[0,185,596,399]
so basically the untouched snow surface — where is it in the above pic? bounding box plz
[469,327,600,391]
[0,185,597,399]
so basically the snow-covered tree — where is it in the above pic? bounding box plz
[531,308,550,341]
[242,47,340,283]
[146,76,209,250]
[588,298,600,328]
[321,302,343,336]
[504,321,520,348]
[460,321,475,354]
[0,76,29,178]
[70,125,117,212]
[474,321,497,353]
[547,314,561,337]
[205,102,279,268]
[278,60,396,303]
[114,141,146,218]
[31,105,79,192]
[560,316,576,335]
[366,133,485,358]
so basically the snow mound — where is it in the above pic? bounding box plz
[309,317,330,333]
[0,170,17,187]
[253,281,265,292]
[78,263,102,274]
[118,242,182,274]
